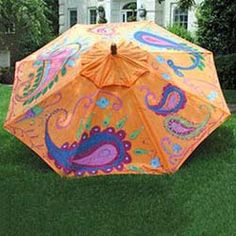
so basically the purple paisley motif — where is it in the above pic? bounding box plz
[144,84,187,116]
[45,113,132,176]
[164,106,211,139]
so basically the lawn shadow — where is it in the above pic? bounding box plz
[0,127,52,174]
[65,174,190,236]
[182,124,236,169]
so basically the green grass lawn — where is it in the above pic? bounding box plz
[0,84,235,236]
[223,89,236,104]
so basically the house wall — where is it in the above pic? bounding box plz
[59,0,202,34]
[59,0,98,33]
[163,0,202,32]
[0,50,10,68]
[137,0,159,23]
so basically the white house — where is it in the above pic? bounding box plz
[59,0,203,34]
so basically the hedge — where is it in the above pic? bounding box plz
[215,54,236,89]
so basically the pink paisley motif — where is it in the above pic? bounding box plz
[15,43,80,103]
[89,25,116,36]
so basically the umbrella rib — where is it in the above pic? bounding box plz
[130,89,171,171]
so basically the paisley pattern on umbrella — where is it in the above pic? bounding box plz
[45,112,132,176]
[134,31,205,77]
[89,25,116,37]
[164,106,211,139]
[144,84,187,116]
[4,21,230,177]
[16,43,81,106]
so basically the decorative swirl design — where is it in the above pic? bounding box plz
[45,111,132,176]
[89,25,116,37]
[99,91,123,111]
[16,42,81,106]
[164,105,211,139]
[134,31,205,77]
[143,84,187,116]
[54,94,95,130]
[161,137,184,165]
[16,92,62,124]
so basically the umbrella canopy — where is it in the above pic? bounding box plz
[4,21,230,177]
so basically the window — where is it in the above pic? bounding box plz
[69,9,77,27]
[173,7,188,29]
[5,23,15,34]
[121,2,137,22]
[89,8,97,24]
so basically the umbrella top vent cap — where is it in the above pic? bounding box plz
[111,43,117,55]
[80,41,149,88]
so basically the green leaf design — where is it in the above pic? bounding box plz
[76,120,84,139]
[129,127,144,140]
[42,87,48,95]
[85,113,94,131]
[35,92,41,99]
[27,96,35,105]
[54,75,59,83]
[103,113,112,128]
[190,57,195,63]
[37,66,43,73]
[32,83,39,89]
[134,148,149,155]
[32,106,43,115]
[127,165,146,173]
[198,64,204,71]
[35,75,41,82]
[48,80,54,89]
[28,73,34,78]
[23,84,31,91]
[199,61,205,68]
[61,66,67,76]
[23,92,28,97]
[116,116,128,129]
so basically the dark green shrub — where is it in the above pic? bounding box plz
[196,0,236,55]
[166,24,195,43]
[215,54,236,89]
[0,67,14,84]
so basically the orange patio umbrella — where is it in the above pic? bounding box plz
[4,21,230,177]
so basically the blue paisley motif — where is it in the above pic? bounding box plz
[145,84,187,116]
[134,31,203,77]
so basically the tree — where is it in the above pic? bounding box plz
[0,0,53,65]
[196,0,236,55]
[44,0,59,35]
[177,0,196,10]
[158,0,195,10]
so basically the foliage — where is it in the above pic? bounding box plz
[0,0,53,65]
[196,0,236,55]
[127,2,137,22]
[127,2,137,10]
[0,67,14,84]
[44,0,59,35]
[215,54,236,89]
[178,0,196,10]
[127,15,137,22]
[167,24,195,43]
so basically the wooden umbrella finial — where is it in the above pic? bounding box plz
[111,43,117,55]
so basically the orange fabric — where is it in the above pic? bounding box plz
[80,42,149,87]
[4,21,230,177]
